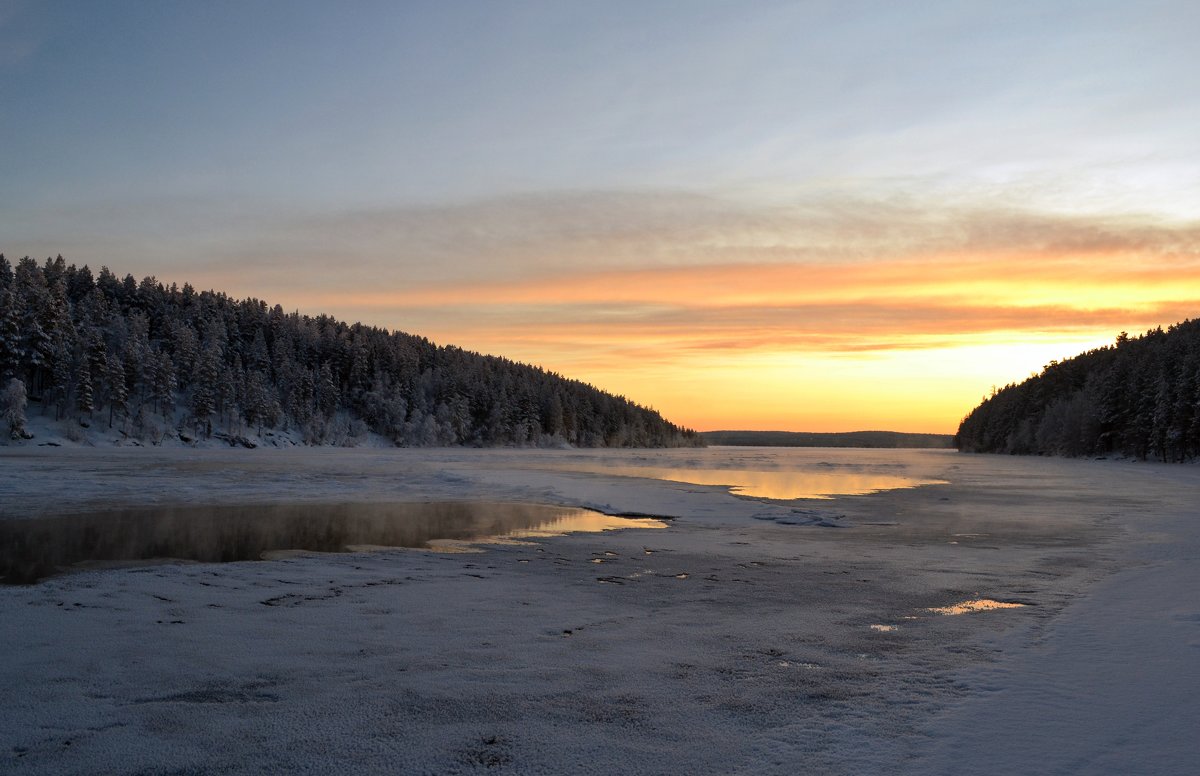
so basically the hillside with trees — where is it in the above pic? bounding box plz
[955,320,1200,461]
[0,255,702,448]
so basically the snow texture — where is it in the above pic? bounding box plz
[1,447,1197,774]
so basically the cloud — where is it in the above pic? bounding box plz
[260,191,1200,296]
[8,187,1199,287]
[314,248,1200,309]
[7,187,1198,364]
[372,298,1192,354]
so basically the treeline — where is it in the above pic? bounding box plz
[703,430,954,448]
[955,319,1200,461]
[0,254,702,448]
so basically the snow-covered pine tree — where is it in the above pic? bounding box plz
[84,326,107,388]
[14,257,54,392]
[66,264,94,306]
[49,340,72,421]
[151,350,176,418]
[170,321,199,389]
[317,362,338,419]
[105,353,128,429]
[2,377,28,439]
[76,362,94,419]
[0,287,20,380]
[248,327,269,372]
[191,343,220,437]
[125,311,151,407]
[219,358,240,430]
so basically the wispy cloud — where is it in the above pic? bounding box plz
[10,188,1198,285]
[349,297,1193,366]
[294,195,1198,291]
[319,251,1200,309]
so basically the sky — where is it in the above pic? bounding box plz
[2,0,1199,433]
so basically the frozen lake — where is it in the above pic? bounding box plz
[1,445,1197,774]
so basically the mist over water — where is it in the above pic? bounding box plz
[565,465,946,500]
[520,447,953,500]
[0,502,664,584]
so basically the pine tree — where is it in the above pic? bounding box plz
[125,311,151,407]
[49,340,72,421]
[192,343,221,437]
[14,257,54,391]
[248,327,270,372]
[76,362,94,419]
[95,265,121,302]
[219,359,240,430]
[349,339,370,398]
[151,350,176,418]
[0,287,20,380]
[317,362,338,418]
[66,264,94,306]
[106,353,128,429]
[84,327,107,385]
[2,377,28,439]
[242,371,272,432]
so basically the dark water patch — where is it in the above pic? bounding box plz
[0,502,666,584]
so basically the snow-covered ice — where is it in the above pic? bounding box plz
[1,446,1197,774]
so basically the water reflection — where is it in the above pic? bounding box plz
[505,511,666,538]
[551,464,946,500]
[927,599,1028,615]
[0,502,666,584]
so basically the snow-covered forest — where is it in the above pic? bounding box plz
[956,319,1200,461]
[0,254,702,448]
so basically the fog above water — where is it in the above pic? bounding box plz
[512,446,953,500]
[561,465,946,500]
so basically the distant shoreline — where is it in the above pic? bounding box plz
[701,430,955,449]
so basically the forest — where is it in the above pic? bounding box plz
[955,318,1200,461]
[0,255,702,448]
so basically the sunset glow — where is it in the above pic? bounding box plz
[3,1,1198,433]
[269,241,1198,432]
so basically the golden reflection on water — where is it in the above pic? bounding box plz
[505,511,667,539]
[567,466,946,500]
[927,599,1027,615]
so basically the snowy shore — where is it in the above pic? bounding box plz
[1,447,1197,774]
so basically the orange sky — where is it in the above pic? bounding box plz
[16,192,1198,435]
[221,213,1199,434]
